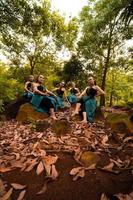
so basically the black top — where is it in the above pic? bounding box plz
[56,88,64,97]
[70,88,79,95]
[27,82,32,90]
[37,85,45,92]
[86,87,97,98]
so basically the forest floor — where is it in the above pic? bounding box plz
[0,108,133,200]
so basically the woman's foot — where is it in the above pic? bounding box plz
[51,115,57,120]
[71,112,79,117]
[80,120,88,124]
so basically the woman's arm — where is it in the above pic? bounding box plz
[78,87,87,98]
[46,89,57,97]
[96,86,105,95]
[24,82,33,93]
[76,88,80,96]
[32,84,46,96]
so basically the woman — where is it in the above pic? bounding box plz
[68,82,80,104]
[72,77,105,123]
[31,75,57,120]
[53,82,69,109]
[24,75,34,100]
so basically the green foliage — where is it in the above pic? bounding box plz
[61,55,87,88]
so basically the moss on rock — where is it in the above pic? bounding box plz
[16,103,48,122]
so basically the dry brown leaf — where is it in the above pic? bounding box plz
[70,167,83,176]
[36,161,44,175]
[115,193,133,200]
[100,193,109,200]
[73,169,85,181]
[25,161,38,172]
[123,136,133,143]
[86,164,96,170]
[36,183,47,195]
[110,158,123,168]
[17,190,26,200]
[0,167,13,173]
[102,162,114,172]
[44,164,51,176]
[51,164,58,180]
[0,188,13,200]
[84,129,92,138]
[11,183,26,190]
[43,155,58,165]
[101,135,109,145]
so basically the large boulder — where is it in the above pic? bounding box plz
[5,96,29,119]
[16,103,48,122]
[105,113,133,134]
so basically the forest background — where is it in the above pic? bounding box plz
[0,0,133,111]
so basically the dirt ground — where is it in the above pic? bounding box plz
[0,108,133,200]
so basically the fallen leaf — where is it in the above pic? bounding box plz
[123,136,133,143]
[36,183,47,195]
[51,164,58,180]
[101,135,109,145]
[25,161,38,172]
[0,188,13,200]
[11,183,26,190]
[73,168,85,181]
[70,167,83,176]
[86,164,96,170]
[36,161,44,175]
[102,162,114,172]
[0,167,13,173]
[100,193,109,200]
[17,190,26,200]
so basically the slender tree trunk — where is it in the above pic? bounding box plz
[100,24,113,106]
[29,57,36,75]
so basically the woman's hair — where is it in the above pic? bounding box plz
[36,74,44,83]
[88,76,96,85]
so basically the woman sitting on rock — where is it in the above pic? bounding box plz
[31,74,57,120]
[53,81,70,109]
[24,75,34,100]
[68,82,80,104]
[72,77,105,124]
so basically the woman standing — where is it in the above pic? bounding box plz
[31,75,57,120]
[72,77,105,123]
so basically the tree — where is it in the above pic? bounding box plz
[78,0,132,106]
[61,54,86,88]
[0,0,78,74]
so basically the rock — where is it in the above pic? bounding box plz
[5,96,28,119]
[94,106,105,121]
[35,120,50,132]
[52,120,71,136]
[80,151,100,167]
[16,103,48,122]
[105,113,133,134]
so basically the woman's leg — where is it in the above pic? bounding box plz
[50,108,57,120]
[81,111,88,123]
[72,103,81,116]
[40,97,57,120]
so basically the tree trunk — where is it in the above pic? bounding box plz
[29,56,36,75]
[100,24,113,106]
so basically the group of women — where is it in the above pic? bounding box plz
[24,74,105,123]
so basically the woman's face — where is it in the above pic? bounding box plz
[29,75,34,82]
[38,75,44,83]
[88,77,95,86]
[71,82,75,88]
